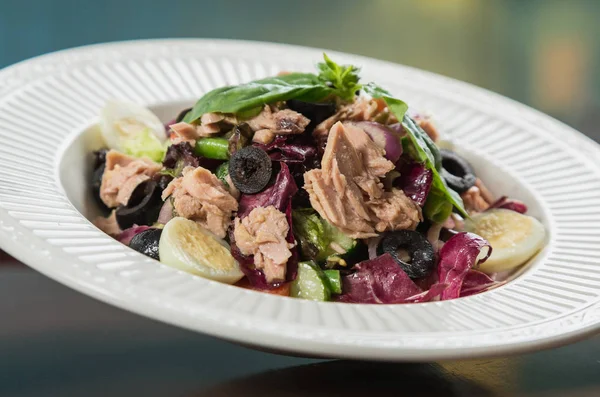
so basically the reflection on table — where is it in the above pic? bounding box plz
[0,259,598,397]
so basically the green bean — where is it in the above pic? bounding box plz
[194,138,230,160]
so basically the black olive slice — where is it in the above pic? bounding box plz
[175,107,193,123]
[116,180,163,229]
[91,149,110,214]
[377,230,435,279]
[228,146,272,194]
[91,163,105,200]
[129,228,162,260]
[440,149,477,193]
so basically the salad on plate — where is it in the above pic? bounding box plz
[92,55,545,303]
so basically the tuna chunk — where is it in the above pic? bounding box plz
[162,166,238,238]
[233,206,294,283]
[461,185,490,214]
[252,129,276,145]
[170,122,200,145]
[369,189,422,232]
[414,115,440,142]
[304,122,421,238]
[171,113,237,143]
[313,98,395,142]
[474,178,494,204]
[100,150,161,208]
[246,105,310,144]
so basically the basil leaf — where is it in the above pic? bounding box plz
[183,73,334,123]
[423,188,454,223]
[317,54,362,101]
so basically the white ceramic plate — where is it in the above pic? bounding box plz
[1,39,599,361]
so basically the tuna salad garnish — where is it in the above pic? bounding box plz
[92,54,546,303]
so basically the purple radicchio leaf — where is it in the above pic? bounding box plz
[488,196,528,214]
[398,162,433,206]
[118,225,153,246]
[404,283,448,303]
[254,136,318,163]
[459,270,498,297]
[438,232,492,301]
[238,162,298,218]
[232,163,299,287]
[156,199,174,225]
[335,253,423,304]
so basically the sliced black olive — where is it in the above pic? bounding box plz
[228,146,272,194]
[91,163,105,199]
[440,149,476,193]
[129,228,162,260]
[175,107,192,123]
[92,149,108,170]
[91,149,110,214]
[377,230,435,279]
[286,100,336,132]
[116,180,163,229]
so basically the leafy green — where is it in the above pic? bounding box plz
[184,54,365,123]
[122,128,167,162]
[317,54,362,101]
[400,117,467,218]
[423,188,454,223]
[183,73,335,123]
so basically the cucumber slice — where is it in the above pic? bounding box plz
[292,208,357,266]
[290,261,331,301]
[323,269,342,294]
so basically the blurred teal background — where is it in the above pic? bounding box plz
[1,0,598,137]
[1,2,600,396]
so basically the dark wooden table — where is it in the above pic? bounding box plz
[1,253,599,397]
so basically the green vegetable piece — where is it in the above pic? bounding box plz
[194,138,230,160]
[184,54,366,124]
[236,106,263,120]
[290,261,330,301]
[183,73,335,124]
[424,188,454,223]
[317,54,361,102]
[402,116,466,219]
[323,269,342,294]
[122,128,167,162]
[215,162,229,188]
[292,208,356,264]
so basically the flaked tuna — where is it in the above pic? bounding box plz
[100,150,161,208]
[233,206,294,283]
[304,122,421,238]
[246,105,310,144]
[162,166,238,238]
